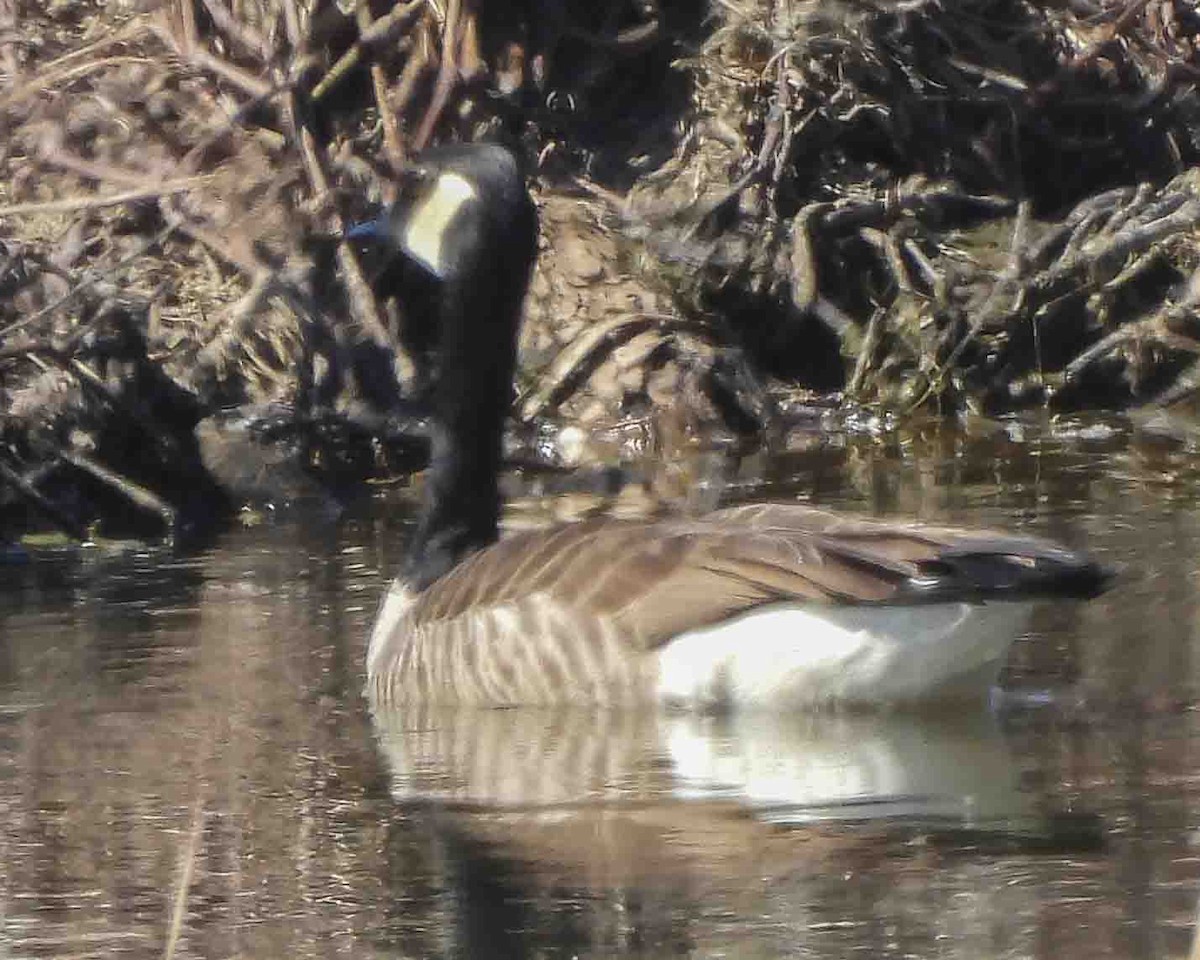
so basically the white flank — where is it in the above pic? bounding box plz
[403,172,477,276]
[655,601,1032,709]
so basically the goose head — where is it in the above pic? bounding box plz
[349,143,538,590]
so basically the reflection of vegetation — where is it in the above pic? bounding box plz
[0,527,445,958]
[0,427,1194,956]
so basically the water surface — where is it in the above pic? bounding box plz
[2,414,1199,959]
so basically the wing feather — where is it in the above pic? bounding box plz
[405,504,1109,653]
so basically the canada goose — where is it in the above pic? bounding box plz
[356,143,1110,709]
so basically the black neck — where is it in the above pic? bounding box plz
[401,203,535,591]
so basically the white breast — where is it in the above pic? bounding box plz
[366,580,418,679]
[655,601,1032,709]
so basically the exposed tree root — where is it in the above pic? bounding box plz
[2,0,1199,541]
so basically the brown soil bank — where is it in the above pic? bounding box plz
[1,0,1199,541]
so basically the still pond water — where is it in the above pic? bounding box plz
[3,414,1200,959]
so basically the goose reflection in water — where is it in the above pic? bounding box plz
[371,705,1100,887]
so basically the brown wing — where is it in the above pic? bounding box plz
[406,504,1109,653]
[708,503,1110,600]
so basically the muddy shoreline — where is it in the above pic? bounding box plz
[2,0,1198,542]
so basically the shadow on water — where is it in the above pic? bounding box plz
[1,414,1200,958]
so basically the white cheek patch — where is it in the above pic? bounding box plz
[402,172,477,277]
